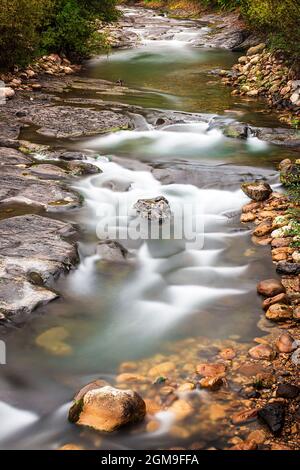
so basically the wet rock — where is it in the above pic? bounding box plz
[35,326,72,356]
[232,408,258,425]
[219,348,236,360]
[258,402,285,434]
[257,279,285,297]
[29,164,68,180]
[247,43,266,56]
[59,444,83,451]
[276,262,300,276]
[149,361,175,377]
[248,344,275,360]
[0,175,80,210]
[230,440,257,451]
[241,181,272,201]
[247,429,266,445]
[0,147,33,166]
[96,240,128,263]
[23,106,132,138]
[66,161,100,176]
[265,303,293,322]
[262,293,288,311]
[199,376,224,391]
[276,332,296,353]
[169,399,193,421]
[293,305,300,321]
[134,196,171,222]
[276,383,299,399]
[196,363,226,377]
[0,214,78,320]
[253,218,273,237]
[69,385,146,432]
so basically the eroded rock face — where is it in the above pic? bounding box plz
[241,181,272,201]
[69,385,146,432]
[23,106,133,138]
[0,214,78,321]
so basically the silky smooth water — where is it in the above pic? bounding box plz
[0,7,295,450]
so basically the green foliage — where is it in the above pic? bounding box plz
[0,0,53,69]
[241,0,300,57]
[0,0,118,70]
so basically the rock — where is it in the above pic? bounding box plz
[293,305,300,321]
[240,212,256,223]
[241,181,272,201]
[169,399,193,421]
[257,279,285,297]
[247,43,266,56]
[276,262,300,275]
[258,402,285,434]
[230,440,257,451]
[262,293,288,311]
[253,218,273,237]
[148,361,175,377]
[24,106,132,138]
[66,161,100,176]
[177,382,195,392]
[96,240,128,263]
[35,326,72,356]
[276,333,296,353]
[0,87,15,100]
[199,376,224,391]
[271,237,293,248]
[134,196,171,222]
[266,304,293,322]
[196,363,226,377]
[247,429,266,445]
[0,147,32,165]
[0,174,80,210]
[248,344,275,360]
[0,214,78,320]
[69,385,146,432]
[276,383,299,399]
[232,408,258,425]
[29,164,68,180]
[219,348,236,360]
[59,444,83,451]
[291,249,300,263]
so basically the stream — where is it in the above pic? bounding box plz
[0,7,297,450]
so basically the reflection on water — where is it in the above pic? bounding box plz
[0,7,292,450]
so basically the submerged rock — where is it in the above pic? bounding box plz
[96,240,128,263]
[134,196,171,222]
[69,385,146,432]
[258,402,285,434]
[241,181,272,201]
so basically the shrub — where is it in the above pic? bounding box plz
[0,0,53,69]
[0,0,118,70]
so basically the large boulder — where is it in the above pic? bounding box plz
[69,385,146,432]
[241,181,272,201]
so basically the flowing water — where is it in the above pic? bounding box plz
[0,7,297,450]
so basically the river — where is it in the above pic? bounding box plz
[0,7,297,450]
